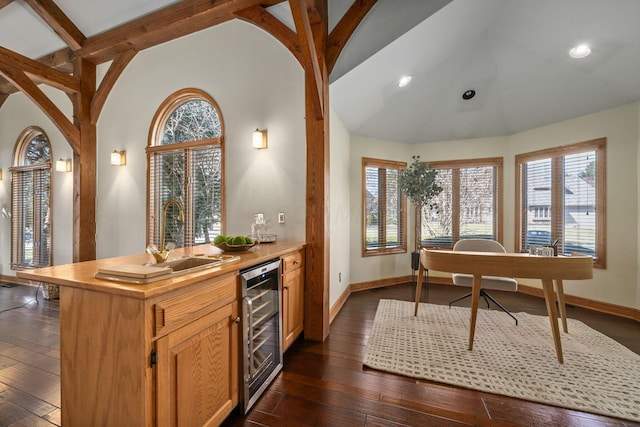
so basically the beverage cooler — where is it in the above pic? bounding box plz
[240,258,283,413]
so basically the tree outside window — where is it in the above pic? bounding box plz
[148,89,224,248]
[420,158,503,248]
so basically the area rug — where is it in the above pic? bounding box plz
[363,299,640,422]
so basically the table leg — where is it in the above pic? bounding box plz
[468,275,482,351]
[414,263,424,316]
[542,279,563,363]
[554,279,568,333]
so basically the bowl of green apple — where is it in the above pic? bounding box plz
[213,235,256,252]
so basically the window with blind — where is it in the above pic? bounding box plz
[10,127,52,269]
[516,138,605,268]
[362,158,407,256]
[148,89,224,248]
[420,158,502,248]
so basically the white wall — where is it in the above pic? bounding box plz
[0,19,306,272]
[344,103,640,309]
[637,103,640,309]
[95,20,306,258]
[329,107,351,306]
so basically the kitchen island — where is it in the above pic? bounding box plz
[17,241,305,427]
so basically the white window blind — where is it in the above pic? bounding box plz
[149,146,222,247]
[518,140,603,266]
[11,166,51,269]
[421,158,501,248]
[362,158,407,255]
[11,128,52,270]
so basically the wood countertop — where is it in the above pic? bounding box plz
[17,240,305,299]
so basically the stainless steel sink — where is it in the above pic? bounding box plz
[160,257,230,274]
[94,255,240,284]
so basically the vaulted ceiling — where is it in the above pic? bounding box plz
[331,0,640,143]
[1,0,639,144]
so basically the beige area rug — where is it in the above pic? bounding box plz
[363,299,640,422]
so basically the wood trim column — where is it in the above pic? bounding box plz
[302,0,330,342]
[72,57,97,262]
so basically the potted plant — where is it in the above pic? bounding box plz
[398,155,442,271]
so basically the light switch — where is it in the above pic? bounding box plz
[278,212,285,224]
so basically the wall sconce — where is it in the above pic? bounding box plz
[55,158,72,172]
[111,150,126,166]
[252,129,267,149]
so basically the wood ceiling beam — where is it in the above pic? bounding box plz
[326,0,376,75]
[79,0,282,65]
[0,45,80,93]
[0,64,79,151]
[289,0,323,119]
[90,48,137,124]
[235,5,304,65]
[23,0,86,51]
[0,0,13,10]
[0,93,8,108]
[0,47,75,94]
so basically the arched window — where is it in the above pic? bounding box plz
[10,127,52,269]
[147,89,224,249]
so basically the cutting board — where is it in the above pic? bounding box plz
[97,264,172,278]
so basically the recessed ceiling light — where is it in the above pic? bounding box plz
[462,89,476,100]
[398,75,412,88]
[569,44,591,59]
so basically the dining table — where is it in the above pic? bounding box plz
[414,249,594,363]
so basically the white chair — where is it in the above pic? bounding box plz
[449,239,519,325]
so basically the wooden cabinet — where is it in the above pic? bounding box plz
[155,273,239,427]
[281,250,305,351]
[156,302,239,426]
[57,272,239,427]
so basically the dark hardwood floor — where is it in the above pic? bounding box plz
[0,281,638,426]
[0,283,60,427]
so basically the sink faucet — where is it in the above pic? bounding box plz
[150,199,184,263]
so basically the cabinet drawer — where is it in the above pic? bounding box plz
[155,274,238,336]
[282,250,304,275]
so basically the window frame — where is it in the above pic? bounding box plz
[147,88,225,248]
[515,138,606,268]
[419,157,503,249]
[10,126,53,270]
[361,157,407,256]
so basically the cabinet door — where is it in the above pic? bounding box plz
[282,266,304,351]
[156,302,239,427]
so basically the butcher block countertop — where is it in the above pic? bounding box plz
[17,240,305,299]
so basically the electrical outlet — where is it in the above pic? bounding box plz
[278,212,285,224]
[254,213,264,224]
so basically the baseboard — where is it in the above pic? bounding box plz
[329,286,351,324]
[344,275,640,323]
[0,274,35,287]
[350,275,413,292]
[517,284,640,322]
